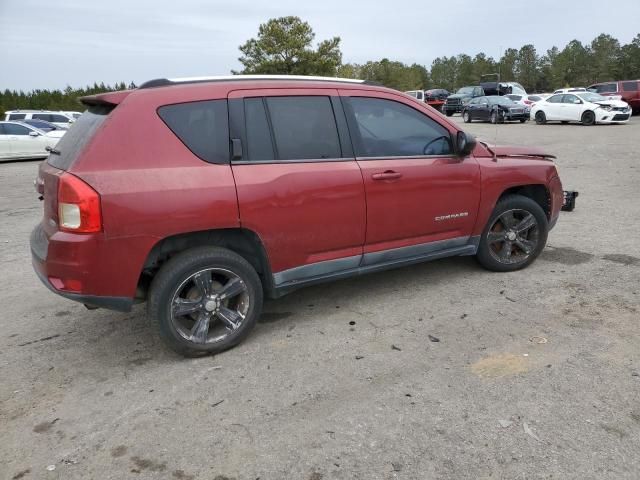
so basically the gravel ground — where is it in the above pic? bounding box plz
[1,116,639,480]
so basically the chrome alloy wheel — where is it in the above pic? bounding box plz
[170,268,249,345]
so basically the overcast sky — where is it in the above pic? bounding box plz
[1,0,639,90]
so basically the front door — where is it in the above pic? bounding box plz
[340,90,481,262]
[228,89,366,284]
[561,94,584,121]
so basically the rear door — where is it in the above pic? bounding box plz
[544,94,564,120]
[228,88,366,283]
[340,90,480,261]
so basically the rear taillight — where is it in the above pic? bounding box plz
[524,100,533,105]
[57,173,102,233]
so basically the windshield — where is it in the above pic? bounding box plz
[488,96,515,106]
[577,92,608,102]
[457,87,475,95]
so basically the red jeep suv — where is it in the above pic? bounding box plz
[31,75,565,356]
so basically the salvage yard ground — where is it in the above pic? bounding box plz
[1,117,639,479]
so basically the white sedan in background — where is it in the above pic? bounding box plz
[531,92,632,125]
[0,121,63,161]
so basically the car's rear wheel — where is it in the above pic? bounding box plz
[490,111,498,124]
[463,111,471,123]
[581,110,596,126]
[476,195,548,272]
[519,118,526,123]
[148,246,263,357]
[535,111,546,125]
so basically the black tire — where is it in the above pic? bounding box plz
[490,111,498,124]
[445,110,454,117]
[535,111,546,125]
[476,195,549,272]
[148,246,263,357]
[561,121,569,124]
[581,110,596,126]
[463,110,471,123]
[519,118,526,123]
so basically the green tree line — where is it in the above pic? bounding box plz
[3,16,640,113]
[0,82,136,115]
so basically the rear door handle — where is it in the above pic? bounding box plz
[372,170,402,181]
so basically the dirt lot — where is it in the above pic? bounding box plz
[1,117,639,480]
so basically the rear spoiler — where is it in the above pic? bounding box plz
[79,90,132,107]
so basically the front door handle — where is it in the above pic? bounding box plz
[372,170,402,181]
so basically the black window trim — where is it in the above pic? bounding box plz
[230,94,354,165]
[340,95,457,161]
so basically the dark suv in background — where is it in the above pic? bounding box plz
[31,75,566,356]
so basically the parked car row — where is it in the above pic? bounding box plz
[0,121,64,161]
[0,110,78,161]
[4,110,82,128]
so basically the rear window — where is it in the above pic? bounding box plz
[528,96,542,101]
[507,95,522,101]
[48,105,111,170]
[158,100,229,163]
[622,81,638,92]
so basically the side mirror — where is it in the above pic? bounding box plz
[28,131,39,137]
[456,131,476,157]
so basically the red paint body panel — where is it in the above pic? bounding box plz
[31,78,565,305]
[232,162,366,272]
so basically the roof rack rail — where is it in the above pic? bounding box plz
[138,75,371,89]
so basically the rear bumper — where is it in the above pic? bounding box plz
[30,223,133,312]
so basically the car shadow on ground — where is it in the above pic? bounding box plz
[28,255,482,367]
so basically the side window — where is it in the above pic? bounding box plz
[158,99,229,164]
[597,83,617,93]
[468,98,479,105]
[8,113,26,120]
[547,95,563,103]
[265,96,341,160]
[32,113,51,121]
[0,124,5,134]
[244,98,274,161]
[622,81,638,92]
[562,95,580,104]
[349,97,452,157]
[50,114,70,123]
[4,123,31,135]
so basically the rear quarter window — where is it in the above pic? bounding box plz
[8,113,26,120]
[158,100,229,164]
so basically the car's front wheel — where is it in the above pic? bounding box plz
[463,111,471,123]
[581,110,596,126]
[445,110,454,117]
[148,246,263,357]
[476,195,548,272]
